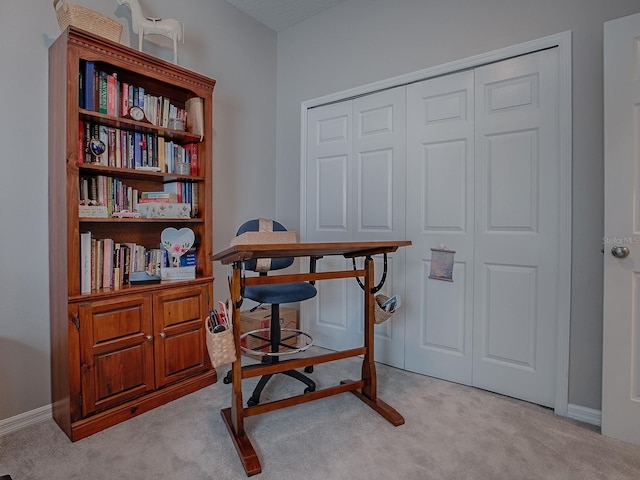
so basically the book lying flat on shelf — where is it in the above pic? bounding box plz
[129,271,161,284]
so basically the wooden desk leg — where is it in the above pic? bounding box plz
[362,256,377,399]
[348,255,405,427]
[220,265,261,476]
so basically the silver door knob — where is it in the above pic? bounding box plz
[611,246,630,258]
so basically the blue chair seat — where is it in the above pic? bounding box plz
[244,282,317,305]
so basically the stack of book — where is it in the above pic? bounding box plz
[136,190,192,219]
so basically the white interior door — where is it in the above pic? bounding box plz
[404,70,476,384]
[602,12,640,445]
[305,87,406,366]
[472,49,560,408]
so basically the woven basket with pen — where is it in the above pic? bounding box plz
[205,301,237,368]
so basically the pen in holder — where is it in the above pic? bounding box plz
[205,313,236,368]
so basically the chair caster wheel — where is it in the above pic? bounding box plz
[304,366,314,373]
[223,374,232,384]
[304,386,315,394]
[247,396,259,407]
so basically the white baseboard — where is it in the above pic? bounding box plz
[567,403,601,427]
[0,404,52,437]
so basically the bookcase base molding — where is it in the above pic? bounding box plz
[57,369,216,442]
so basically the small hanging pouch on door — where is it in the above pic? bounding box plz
[429,247,456,282]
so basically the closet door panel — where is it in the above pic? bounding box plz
[405,70,475,384]
[304,87,406,368]
[353,87,406,367]
[473,49,559,407]
[317,155,349,231]
[353,86,406,240]
[307,102,352,242]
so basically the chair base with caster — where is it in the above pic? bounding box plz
[224,316,316,406]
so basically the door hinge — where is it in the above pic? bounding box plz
[71,313,80,332]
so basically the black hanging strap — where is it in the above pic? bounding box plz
[352,253,387,294]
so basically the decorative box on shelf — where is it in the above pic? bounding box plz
[160,266,196,281]
[79,205,108,218]
[136,203,192,219]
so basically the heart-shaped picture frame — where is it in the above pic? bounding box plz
[161,227,195,260]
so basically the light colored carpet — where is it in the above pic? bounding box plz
[2,348,640,479]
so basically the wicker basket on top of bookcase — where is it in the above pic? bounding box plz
[53,0,122,43]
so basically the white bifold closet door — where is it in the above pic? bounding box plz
[405,48,560,407]
[305,86,407,368]
[305,48,560,407]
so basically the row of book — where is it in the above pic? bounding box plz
[80,232,196,293]
[79,121,199,175]
[80,61,187,129]
[80,175,137,215]
[79,175,199,218]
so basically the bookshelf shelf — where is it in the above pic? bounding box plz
[48,27,217,441]
[77,162,204,182]
[78,109,203,143]
[78,217,205,223]
[67,276,214,302]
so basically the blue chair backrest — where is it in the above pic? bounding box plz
[236,219,294,272]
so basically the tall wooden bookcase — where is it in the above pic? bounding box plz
[48,27,217,441]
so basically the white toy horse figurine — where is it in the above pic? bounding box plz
[116,0,183,63]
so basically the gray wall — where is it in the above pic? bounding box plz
[0,0,277,420]
[275,0,640,410]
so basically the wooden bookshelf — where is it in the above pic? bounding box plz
[48,27,217,441]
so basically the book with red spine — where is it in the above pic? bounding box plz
[120,81,129,117]
[187,144,198,175]
[107,73,117,116]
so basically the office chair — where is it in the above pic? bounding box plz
[227,218,317,406]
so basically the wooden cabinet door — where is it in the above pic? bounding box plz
[152,284,211,387]
[79,294,154,417]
